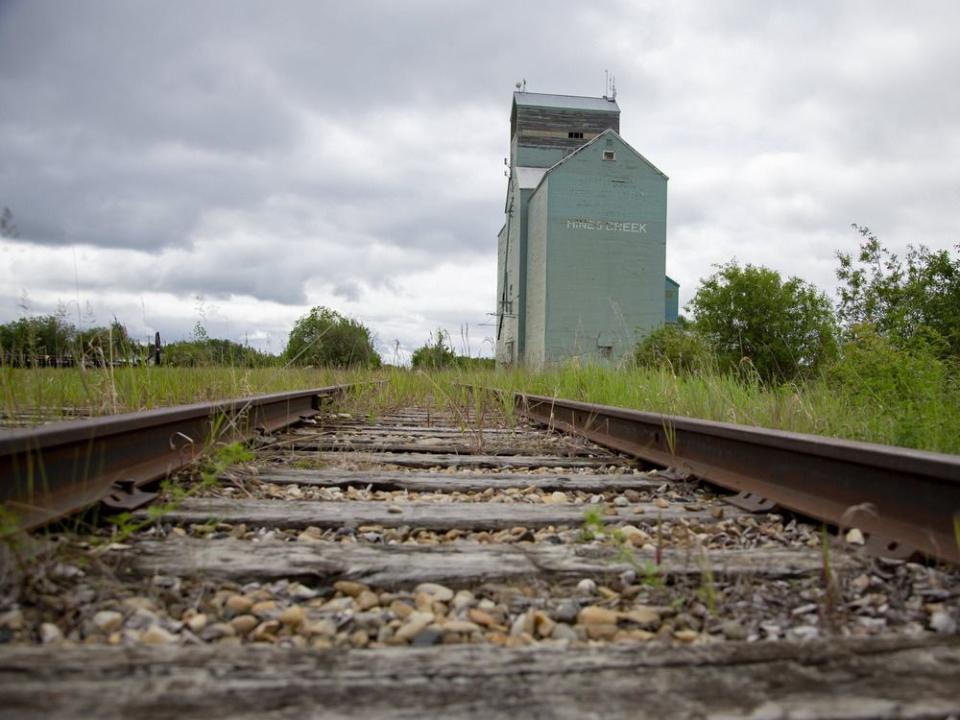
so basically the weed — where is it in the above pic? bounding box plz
[580,507,605,541]
[819,525,843,632]
[662,417,678,456]
[579,508,663,588]
[289,457,326,470]
[655,513,664,567]
[105,441,254,543]
[695,543,718,616]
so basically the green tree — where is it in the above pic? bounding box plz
[0,314,73,363]
[688,261,838,383]
[0,314,144,366]
[836,225,960,358]
[78,318,138,362]
[411,329,457,370]
[284,306,380,368]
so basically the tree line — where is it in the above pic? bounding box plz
[0,315,137,367]
[3,226,956,376]
[637,226,960,384]
[0,305,472,369]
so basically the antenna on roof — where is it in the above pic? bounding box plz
[604,70,617,101]
[515,79,526,92]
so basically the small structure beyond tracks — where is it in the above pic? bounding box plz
[1,386,959,718]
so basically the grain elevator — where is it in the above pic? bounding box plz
[495,88,672,368]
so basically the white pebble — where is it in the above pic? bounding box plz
[40,623,63,644]
[93,610,124,634]
[845,528,865,545]
[930,611,957,635]
[576,579,597,594]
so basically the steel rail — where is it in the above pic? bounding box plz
[0,385,354,533]
[515,392,960,564]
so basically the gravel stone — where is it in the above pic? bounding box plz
[585,623,618,640]
[576,579,597,595]
[279,606,306,626]
[185,613,208,633]
[452,590,475,611]
[288,583,318,600]
[125,608,160,630]
[622,607,660,628]
[787,625,820,641]
[0,609,24,631]
[200,623,236,641]
[39,623,63,644]
[142,625,177,645]
[252,620,280,642]
[442,620,480,634]
[467,609,498,628]
[721,621,749,641]
[553,600,580,623]
[225,595,253,615]
[411,627,444,646]
[250,600,277,618]
[578,606,619,626]
[230,615,258,635]
[305,619,337,638]
[334,581,368,597]
[395,611,434,642]
[930,611,957,634]
[355,590,380,611]
[550,623,578,641]
[415,583,455,602]
[845,528,866,545]
[92,611,123,634]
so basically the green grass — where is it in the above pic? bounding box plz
[3,361,959,455]
[0,366,368,419]
[105,441,255,543]
[345,364,960,454]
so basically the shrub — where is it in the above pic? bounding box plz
[411,330,457,370]
[634,324,712,373]
[689,261,838,383]
[284,307,380,368]
[825,324,958,449]
[164,338,273,367]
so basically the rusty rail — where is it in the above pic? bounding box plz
[0,385,353,532]
[516,392,960,565]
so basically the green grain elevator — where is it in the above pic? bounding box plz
[495,89,672,368]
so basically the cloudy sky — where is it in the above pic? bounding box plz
[1,1,958,361]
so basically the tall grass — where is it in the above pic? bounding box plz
[4,361,958,455]
[339,364,960,454]
[491,364,960,453]
[0,365,366,419]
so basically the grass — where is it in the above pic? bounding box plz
[3,360,959,454]
[104,441,254,544]
[0,366,368,420]
[580,507,663,588]
[346,363,960,454]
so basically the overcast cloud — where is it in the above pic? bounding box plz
[1,1,958,361]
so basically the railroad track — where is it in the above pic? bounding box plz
[1,386,959,718]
